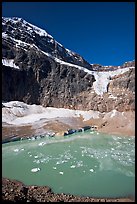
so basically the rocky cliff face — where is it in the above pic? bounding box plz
[2,17,91,69]
[2,17,135,112]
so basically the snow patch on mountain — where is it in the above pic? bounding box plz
[3,17,52,38]
[2,17,79,63]
[2,59,19,69]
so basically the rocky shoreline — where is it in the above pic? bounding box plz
[2,178,135,202]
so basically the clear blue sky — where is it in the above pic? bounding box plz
[2,2,135,66]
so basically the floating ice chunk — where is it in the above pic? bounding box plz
[14,149,19,152]
[70,165,76,168]
[76,161,83,167]
[59,171,64,175]
[34,155,38,158]
[53,167,57,170]
[90,169,94,172]
[31,168,40,172]
[34,160,40,164]
[38,142,45,146]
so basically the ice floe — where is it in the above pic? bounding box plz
[70,165,76,168]
[59,171,64,175]
[31,167,41,172]
[14,148,19,152]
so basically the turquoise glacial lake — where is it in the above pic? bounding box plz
[2,131,135,198]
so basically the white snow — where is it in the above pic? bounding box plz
[2,59,19,69]
[56,41,63,47]
[26,21,52,38]
[110,109,117,118]
[92,72,110,95]
[2,101,132,129]
[2,32,8,38]
[66,48,74,56]
[108,95,117,99]
[91,67,134,96]
[2,101,100,125]
[3,17,52,38]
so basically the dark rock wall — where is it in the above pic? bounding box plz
[2,41,96,109]
[2,39,135,112]
[2,65,40,104]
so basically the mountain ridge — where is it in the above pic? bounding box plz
[2,17,92,70]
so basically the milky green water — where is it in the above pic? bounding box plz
[2,131,135,198]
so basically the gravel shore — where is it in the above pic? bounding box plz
[2,178,135,202]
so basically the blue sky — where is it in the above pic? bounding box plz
[2,2,135,66]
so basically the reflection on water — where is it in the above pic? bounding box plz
[2,131,135,198]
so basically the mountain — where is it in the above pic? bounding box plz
[2,17,135,112]
[2,17,92,69]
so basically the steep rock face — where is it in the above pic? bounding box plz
[2,17,135,112]
[2,41,95,107]
[2,17,91,69]
[2,65,40,104]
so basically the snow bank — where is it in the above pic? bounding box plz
[2,101,130,126]
[2,101,100,125]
